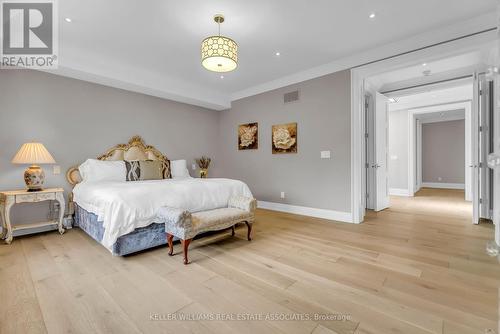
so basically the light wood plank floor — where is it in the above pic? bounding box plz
[0,188,498,334]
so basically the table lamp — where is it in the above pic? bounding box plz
[11,142,56,191]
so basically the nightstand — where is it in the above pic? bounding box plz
[0,188,65,244]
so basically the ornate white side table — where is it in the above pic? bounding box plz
[0,188,65,244]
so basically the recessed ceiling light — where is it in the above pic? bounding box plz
[64,17,72,23]
[422,63,427,66]
[275,52,281,56]
[369,13,376,19]
[220,75,224,79]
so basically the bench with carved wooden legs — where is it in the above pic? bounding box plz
[157,196,256,265]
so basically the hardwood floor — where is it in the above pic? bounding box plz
[0,188,497,334]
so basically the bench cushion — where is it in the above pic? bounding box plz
[192,208,251,235]
[157,196,256,240]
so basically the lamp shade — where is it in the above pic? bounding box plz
[201,35,238,72]
[11,142,56,164]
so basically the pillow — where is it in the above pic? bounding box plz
[78,159,126,182]
[125,160,170,181]
[171,159,191,179]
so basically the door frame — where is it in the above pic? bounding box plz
[407,102,472,198]
[350,37,494,223]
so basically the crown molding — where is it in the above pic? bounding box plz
[39,63,232,111]
[231,13,497,101]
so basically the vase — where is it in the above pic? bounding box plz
[199,168,208,178]
[24,165,45,191]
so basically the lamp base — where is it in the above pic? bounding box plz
[24,165,45,192]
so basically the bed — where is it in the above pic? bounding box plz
[66,136,253,256]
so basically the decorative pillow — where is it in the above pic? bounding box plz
[171,159,191,179]
[162,160,172,179]
[79,159,126,182]
[125,160,171,181]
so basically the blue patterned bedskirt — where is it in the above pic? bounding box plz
[74,205,169,256]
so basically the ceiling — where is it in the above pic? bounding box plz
[56,0,497,109]
[369,51,487,92]
[388,84,473,112]
[416,109,465,124]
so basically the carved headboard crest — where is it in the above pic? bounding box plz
[66,136,169,186]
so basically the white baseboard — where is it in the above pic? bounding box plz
[257,201,352,223]
[389,188,412,197]
[421,182,465,190]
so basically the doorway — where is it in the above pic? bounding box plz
[364,83,474,218]
[355,57,496,230]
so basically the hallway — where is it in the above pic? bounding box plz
[389,188,472,221]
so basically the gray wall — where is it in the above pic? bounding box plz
[388,110,409,190]
[217,71,351,212]
[0,70,220,224]
[1,69,353,228]
[422,119,465,184]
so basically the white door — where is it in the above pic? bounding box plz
[374,92,390,211]
[365,93,376,210]
[479,77,493,220]
[493,73,500,245]
[472,73,481,224]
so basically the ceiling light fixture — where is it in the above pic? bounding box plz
[369,13,376,19]
[422,63,427,66]
[275,52,281,56]
[201,14,238,73]
[64,17,72,22]
[220,75,224,79]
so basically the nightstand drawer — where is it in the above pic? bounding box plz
[16,192,55,203]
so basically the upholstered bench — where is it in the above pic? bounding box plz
[157,196,256,264]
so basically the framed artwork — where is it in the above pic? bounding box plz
[272,122,297,154]
[238,122,258,150]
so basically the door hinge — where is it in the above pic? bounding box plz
[479,162,483,168]
[479,89,483,96]
[479,126,483,132]
[479,198,483,204]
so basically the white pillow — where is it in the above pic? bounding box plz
[79,159,126,182]
[170,159,191,179]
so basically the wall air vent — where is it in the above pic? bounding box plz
[284,90,300,104]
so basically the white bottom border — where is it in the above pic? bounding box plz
[257,201,352,223]
[421,182,465,190]
[389,188,412,197]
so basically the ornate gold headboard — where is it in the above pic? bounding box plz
[66,136,169,186]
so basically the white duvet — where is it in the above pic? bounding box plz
[73,178,253,250]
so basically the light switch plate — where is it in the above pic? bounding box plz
[320,151,331,159]
[53,165,61,175]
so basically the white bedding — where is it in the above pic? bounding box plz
[73,178,253,250]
